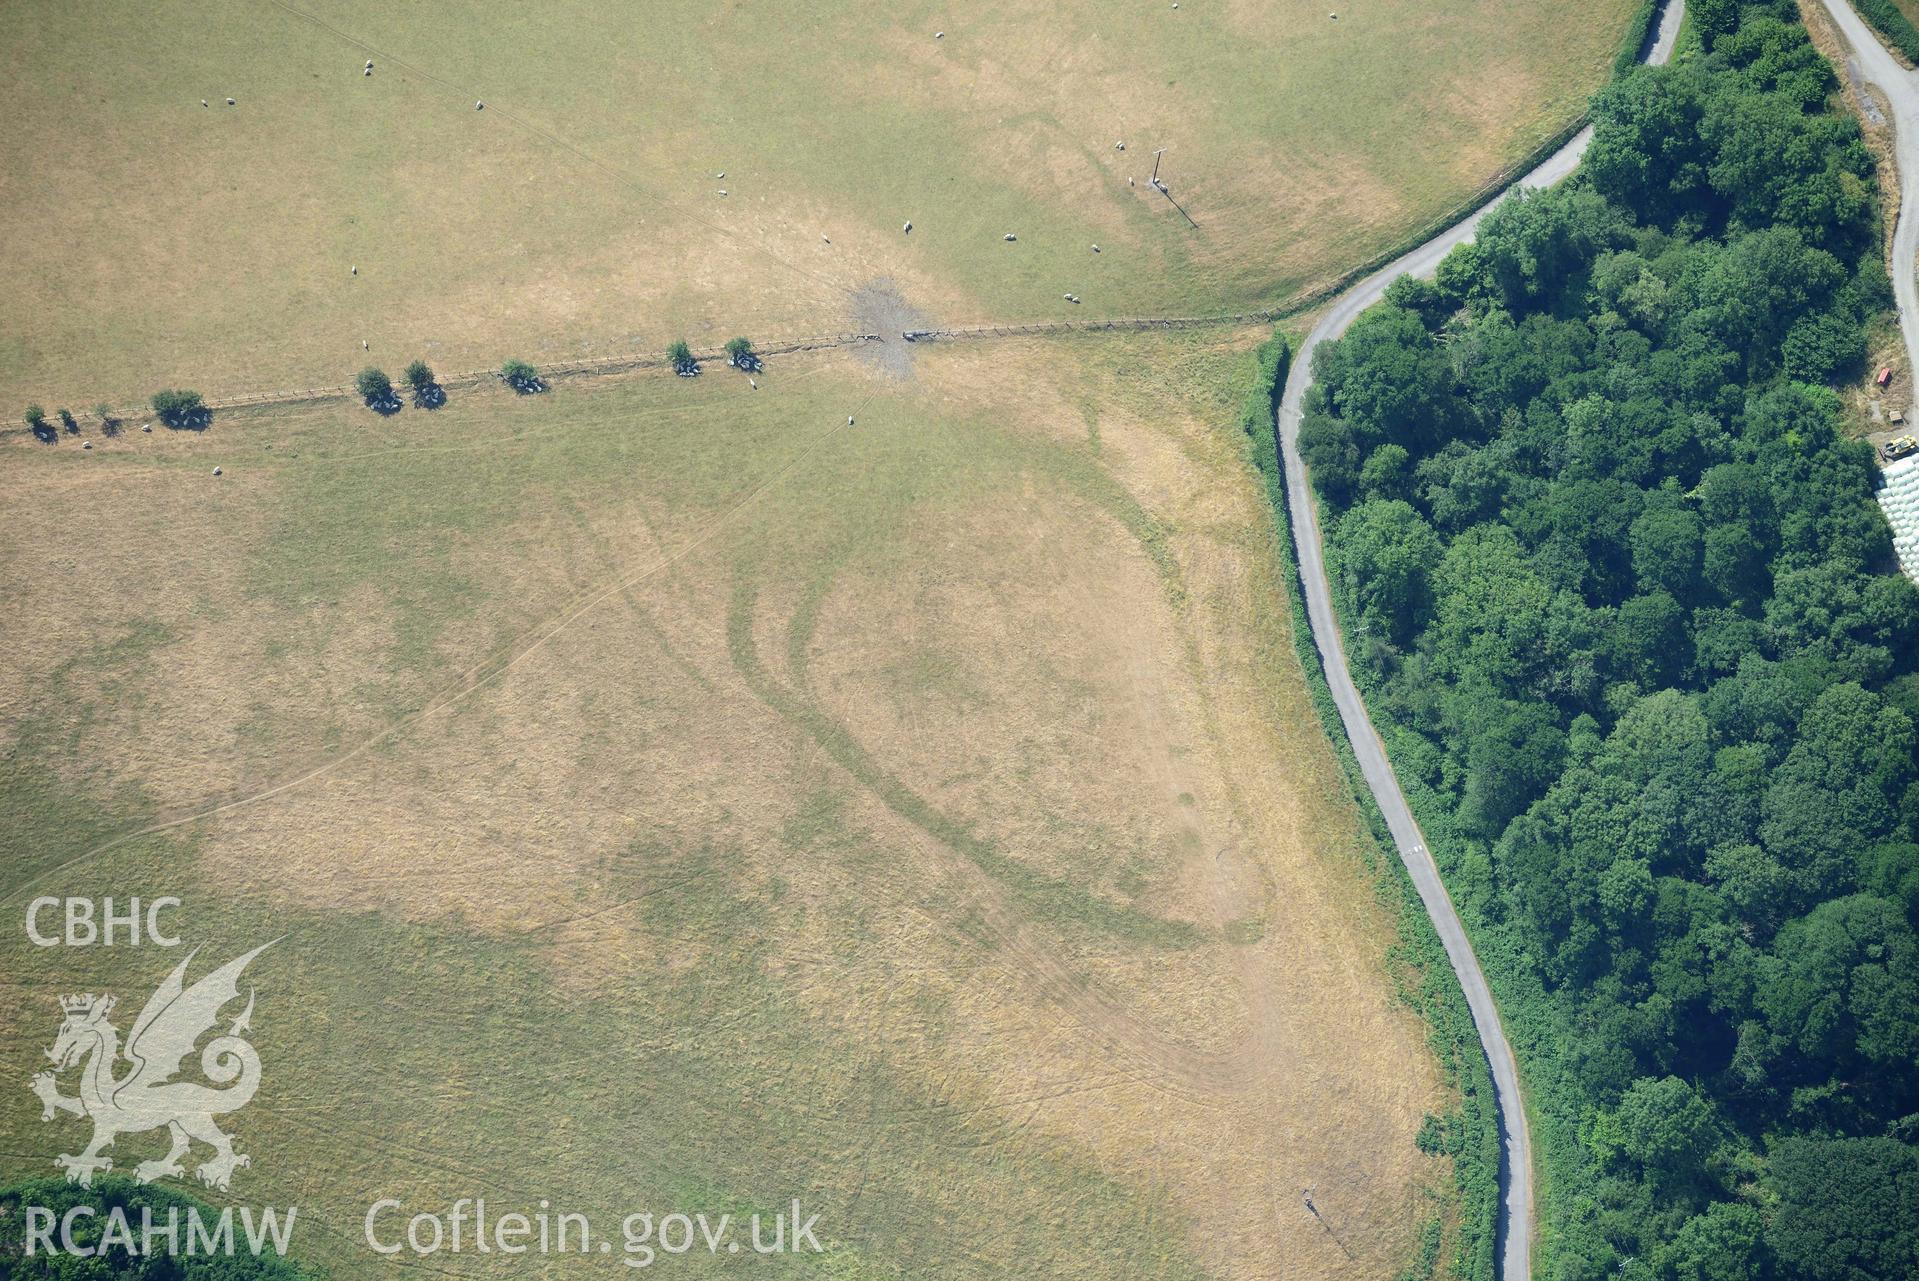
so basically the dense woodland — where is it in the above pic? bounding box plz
[0,1178,314,1279]
[1298,5,1919,1279]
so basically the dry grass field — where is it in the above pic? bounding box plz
[3,331,1450,1278]
[0,0,1645,1273]
[0,0,1635,409]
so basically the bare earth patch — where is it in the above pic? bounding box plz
[0,0,1636,407]
[851,277,929,379]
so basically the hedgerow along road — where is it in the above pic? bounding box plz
[1817,0,1919,382]
[1274,4,1686,1280]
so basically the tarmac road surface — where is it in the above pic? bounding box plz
[1817,0,1919,380]
[1272,5,1685,1278]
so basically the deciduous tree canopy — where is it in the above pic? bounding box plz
[1303,6,1919,1276]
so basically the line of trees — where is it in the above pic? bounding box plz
[359,361,446,414]
[25,403,122,441]
[1300,6,1919,1279]
[23,336,760,439]
[27,393,195,439]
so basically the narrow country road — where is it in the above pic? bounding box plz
[1817,0,1919,377]
[1273,5,1684,1280]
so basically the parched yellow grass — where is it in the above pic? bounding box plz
[0,0,1634,408]
[3,332,1450,1278]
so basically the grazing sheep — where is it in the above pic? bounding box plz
[847,415,855,425]
[475,100,484,110]
[1003,232,1017,241]
[935,31,944,38]
[716,171,725,178]
[226,97,235,105]
[718,189,728,196]
[1115,141,1125,150]
[903,221,912,233]
[749,379,758,389]
[202,99,209,107]
[822,234,831,243]
[1091,244,1101,252]
[212,466,222,476]
[364,67,372,76]
[351,265,357,275]
[363,339,369,350]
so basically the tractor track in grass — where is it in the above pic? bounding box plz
[12,7,1700,1273]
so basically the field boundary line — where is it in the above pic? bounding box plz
[198,333,885,412]
[11,62,1626,436]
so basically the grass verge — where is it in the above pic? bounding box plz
[1243,332,1499,1281]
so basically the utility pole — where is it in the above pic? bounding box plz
[1148,147,1199,229]
[1301,1186,1354,1260]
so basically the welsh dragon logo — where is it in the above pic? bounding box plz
[29,942,274,1191]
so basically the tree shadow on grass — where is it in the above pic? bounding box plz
[160,408,212,431]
